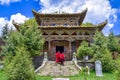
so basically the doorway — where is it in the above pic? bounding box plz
[56,46,64,53]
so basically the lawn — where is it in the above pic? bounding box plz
[0,70,117,80]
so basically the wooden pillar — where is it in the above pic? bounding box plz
[48,40,51,60]
[77,18,79,26]
[69,41,72,60]
[69,41,72,53]
[48,40,51,53]
[41,21,43,26]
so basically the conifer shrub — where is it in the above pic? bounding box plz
[115,55,120,80]
[5,47,36,80]
[107,32,120,53]
[92,31,116,72]
[1,19,44,80]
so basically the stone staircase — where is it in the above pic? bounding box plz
[37,61,80,76]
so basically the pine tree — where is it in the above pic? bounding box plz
[92,31,108,59]
[5,46,36,80]
[91,31,115,72]
[22,18,38,27]
[116,56,120,80]
[107,32,120,52]
[1,23,9,40]
[19,25,44,57]
[1,30,36,80]
[1,24,44,57]
[1,30,24,58]
[1,19,44,79]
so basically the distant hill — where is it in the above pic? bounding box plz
[116,35,120,37]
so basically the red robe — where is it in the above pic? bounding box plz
[60,53,64,60]
[55,52,60,62]
[60,53,65,65]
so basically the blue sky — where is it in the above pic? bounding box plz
[0,0,120,36]
[0,0,40,19]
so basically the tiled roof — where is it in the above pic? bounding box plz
[32,8,88,26]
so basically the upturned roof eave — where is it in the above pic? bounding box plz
[32,8,88,26]
[38,20,107,31]
[13,20,107,31]
[32,9,87,16]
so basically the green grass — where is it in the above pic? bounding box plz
[69,72,116,80]
[0,70,6,80]
[0,70,117,80]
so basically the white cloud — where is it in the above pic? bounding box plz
[0,13,29,27]
[0,13,29,36]
[10,13,29,24]
[38,0,117,36]
[102,23,114,36]
[0,18,8,27]
[0,0,21,5]
[0,18,9,36]
[108,23,114,28]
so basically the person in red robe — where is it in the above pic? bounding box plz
[55,51,60,63]
[60,52,65,65]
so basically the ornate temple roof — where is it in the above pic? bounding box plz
[13,8,107,31]
[38,20,107,31]
[32,8,88,26]
[13,20,107,31]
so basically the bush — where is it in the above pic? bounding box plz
[1,19,44,80]
[94,46,115,72]
[92,31,115,72]
[20,26,44,57]
[107,32,120,53]
[77,41,93,60]
[1,26,44,58]
[100,55,116,72]
[5,47,36,80]
[115,56,120,80]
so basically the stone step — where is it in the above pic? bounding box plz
[37,61,79,76]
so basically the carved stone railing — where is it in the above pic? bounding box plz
[72,52,82,70]
[35,52,48,73]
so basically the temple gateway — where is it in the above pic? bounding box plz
[15,8,107,61]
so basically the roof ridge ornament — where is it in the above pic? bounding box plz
[53,10,66,14]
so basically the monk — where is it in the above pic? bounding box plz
[60,52,65,65]
[55,51,60,63]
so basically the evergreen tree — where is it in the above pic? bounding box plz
[107,32,120,53]
[92,31,115,72]
[1,30,36,80]
[5,46,36,80]
[1,30,23,58]
[92,31,108,59]
[1,23,9,40]
[116,56,120,80]
[1,24,44,57]
[22,18,38,27]
[19,25,44,57]
[1,19,44,80]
